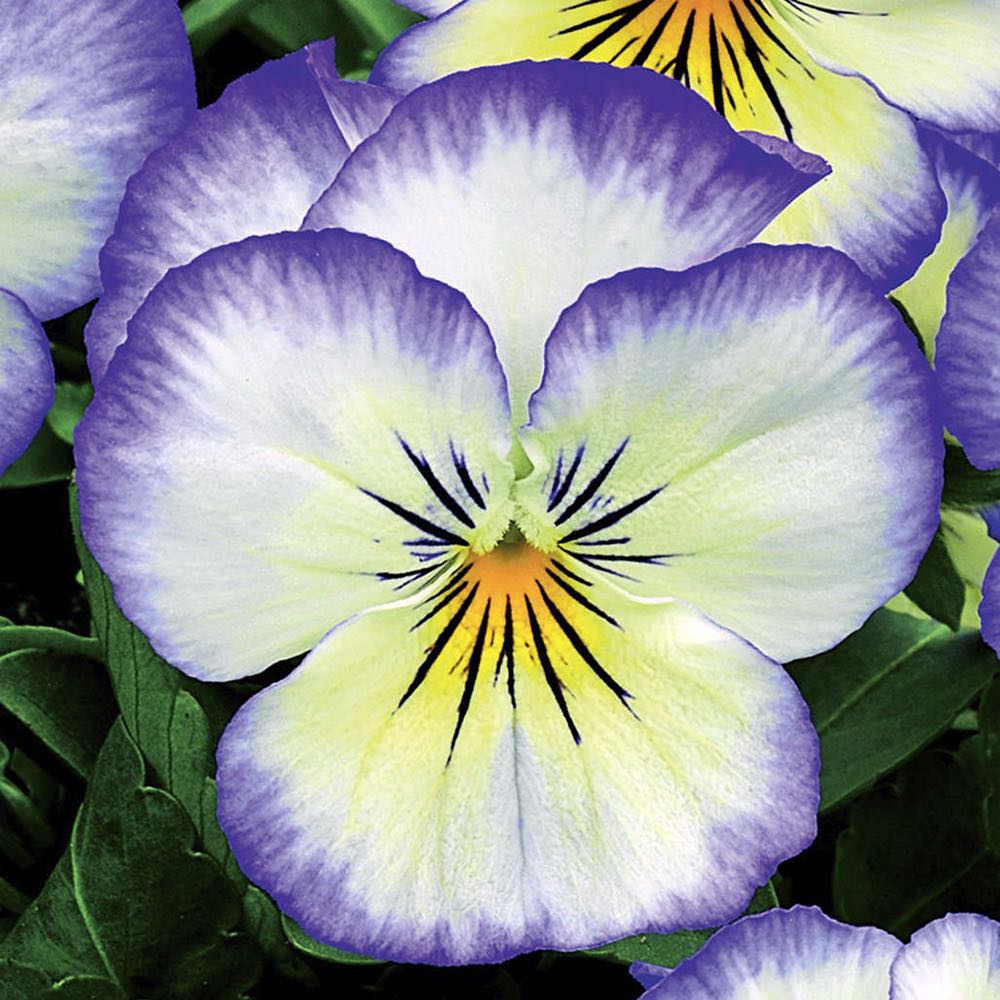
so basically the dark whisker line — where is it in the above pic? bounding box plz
[397,583,479,709]
[550,559,594,587]
[447,599,492,765]
[566,551,674,564]
[547,444,585,512]
[708,15,726,114]
[411,580,469,631]
[450,442,487,509]
[537,583,637,717]
[560,484,663,542]
[398,437,476,529]
[375,560,446,582]
[524,595,581,744]
[573,536,632,547]
[417,563,472,606]
[360,488,468,547]
[493,595,514,687]
[554,439,629,526]
[545,569,622,629]
[631,1,676,65]
[403,537,450,548]
[729,2,795,141]
[569,551,641,582]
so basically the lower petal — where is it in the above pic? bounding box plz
[217,545,817,964]
[0,290,54,476]
[889,913,1000,1000]
[639,906,900,999]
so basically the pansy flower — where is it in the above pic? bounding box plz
[373,0,1000,291]
[76,61,941,964]
[0,0,195,475]
[632,906,1000,998]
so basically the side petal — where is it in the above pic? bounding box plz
[0,290,54,476]
[981,555,1000,655]
[76,230,513,682]
[84,41,382,384]
[517,245,942,664]
[304,60,828,421]
[935,208,1000,470]
[373,3,944,290]
[892,131,1000,357]
[0,0,195,320]
[217,556,818,964]
[890,913,1000,1000]
[780,1,1000,133]
[639,906,900,999]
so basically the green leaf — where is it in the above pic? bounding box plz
[0,963,125,999]
[46,383,93,446]
[903,529,965,630]
[0,650,115,779]
[788,609,998,812]
[281,914,383,965]
[833,744,1000,935]
[0,421,71,490]
[583,882,778,967]
[0,624,101,661]
[0,721,261,997]
[183,0,266,55]
[942,442,1000,509]
[336,0,422,49]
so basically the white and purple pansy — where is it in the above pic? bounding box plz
[0,0,195,474]
[633,907,1000,999]
[76,61,941,964]
[374,0,1000,292]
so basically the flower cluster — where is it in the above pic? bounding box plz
[2,0,999,989]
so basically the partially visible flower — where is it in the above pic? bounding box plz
[77,63,941,963]
[635,907,1000,998]
[374,1,1000,290]
[83,40,397,383]
[0,0,195,472]
[979,506,1000,654]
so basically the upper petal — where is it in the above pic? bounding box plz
[304,59,827,421]
[0,0,195,319]
[217,554,817,963]
[85,42,399,383]
[372,1,945,290]
[516,244,942,663]
[935,208,1000,470]
[76,229,513,682]
[0,289,54,476]
[890,913,1000,1000]
[640,906,900,999]
[780,0,1000,133]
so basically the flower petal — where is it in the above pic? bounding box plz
[76,229,513,682]
[373,3,944,290]
[782,1,1000,132]
[0,0,195,320]
[892,131,1000,358]
[304,60,827,420]
[517,244,942,663]
[84,42,397,383]
[981,554,1000,655]
[935,208,1000,470]
[639,906,899,999]
[890,913,1000,1000]
[0,290,54,476]
[217,557,817,964]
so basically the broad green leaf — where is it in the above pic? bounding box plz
[0,650,114,779]
[583,882,778,967]
[0,963,124,999]
[903,528,965,630]
[0,721,261,997]
[45,383,93,446]
[281,914,383,965]
[0,422,71,489]
[0,624,101,661]
[337,0,421,48]
[788,609,998,812]
[183,0,266,54]
[833,744,1000,935]
[942,443,1000,509]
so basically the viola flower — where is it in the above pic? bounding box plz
[0,0,195,472]
[373,1,1000,290]
[632,907,1000,999]
[76,62,941,963]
